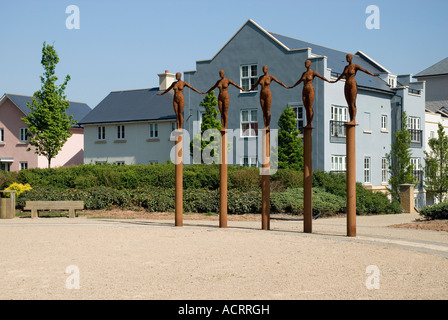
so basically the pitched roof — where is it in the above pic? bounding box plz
[267,31,393,93]
[2,93,91,125]
[195,20,393,94]
[415,57,448,77]
[78,88,175,125]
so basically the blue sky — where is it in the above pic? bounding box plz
[1,0,447,109]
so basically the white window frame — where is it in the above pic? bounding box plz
[290,104,305,133]
[0,128,4,142]
[331,105,348,122]
[381,115,388,131]
[117,125,125,140]
[381,157,388,183]
[408,116,421,130]
[388,75,397,88]
[241,109,258,137]
[20,128,28,142]
[149,123,159,138]
[241,156,257,167]
[20,162,28,170]
[240,64,258,92]
[410,158,421,171]
[115,161,125,166]
[408,116,421,143]
[98,126,106,140]
[0,162,10,172]
[331,155,346,172]
[364,157,371,184]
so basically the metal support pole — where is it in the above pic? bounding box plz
[346,123,356,237]
[175,133,183,227]
[303,127,313,233]
[261,129,270,230]
[219,130,228,228]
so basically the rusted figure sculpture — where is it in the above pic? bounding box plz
[205,70,244,228]
[206,70,246,130]
[250,66,288,230]
[288,59,330,233]
[157,72,203,227]
[157,72,203,129]
[331,54,379,237]
[250,65,288,129]
[332,54,380,125]
[288,59,330,128]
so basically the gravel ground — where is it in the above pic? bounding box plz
[0,213,447,300]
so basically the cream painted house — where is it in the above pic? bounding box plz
[79,72,179,165]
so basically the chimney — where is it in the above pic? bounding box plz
[158,70,175,91]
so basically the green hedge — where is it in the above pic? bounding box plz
[420,202,448,220]
[5,164,401,216]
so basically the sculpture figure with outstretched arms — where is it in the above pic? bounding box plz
[250,65,288,129]
[331,54,380,125]
[206,70,246,130]
[157,72,204,130]
[288,59,331,128]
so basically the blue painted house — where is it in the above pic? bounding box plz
[183,20,426,208]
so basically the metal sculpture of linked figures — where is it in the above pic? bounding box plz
[157,72,203,227]
[331,54,379,237]
[157,72,203,129]
[288,59,330,234]
[206,70,246,130]
[332,54,380,125]
[288,59,331,128]
[250,65,288,129]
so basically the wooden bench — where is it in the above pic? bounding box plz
[24,201,84,219]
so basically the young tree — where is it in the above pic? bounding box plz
[277,106,303,171]
[424,123,448,202]
[22,42,76,168]
[386,111,416,201]
[190,91,222,162]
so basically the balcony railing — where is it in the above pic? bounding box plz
[409,129,423,147]
[330,121,347,143]
[408,88,422,95]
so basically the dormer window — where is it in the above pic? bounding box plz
[388,75,397,88]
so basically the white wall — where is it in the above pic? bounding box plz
[83,121,177,165]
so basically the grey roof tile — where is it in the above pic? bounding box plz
[78,88,175,125]
[415,57,448,77]
[5,93,91,124]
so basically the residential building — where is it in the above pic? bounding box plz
[415,57,448,205]
[0,93,91,171]
[78,72,178,165]
[182,19,426,208]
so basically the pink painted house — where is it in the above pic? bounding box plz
[0,93,91,171]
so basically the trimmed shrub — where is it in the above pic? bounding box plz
[420,202,448,220]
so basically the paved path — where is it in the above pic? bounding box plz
[0,213,447,300]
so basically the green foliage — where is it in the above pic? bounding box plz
[424,123,448,203]
[4,183,32,197]
[0,171,19,190]
[312,170,401,215]
[271,188,345,216]
[14,165,401,216]
[22,42,75,168]
[190,91,222,161]
[278,106,303,171]
[420,202,448,220]
[386,112,416,201]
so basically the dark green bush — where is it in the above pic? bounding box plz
[313,170,401,215]
[0,171,19,189]
[420,202,448,220]
[13,165,401,216]
[271,188,345,216]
